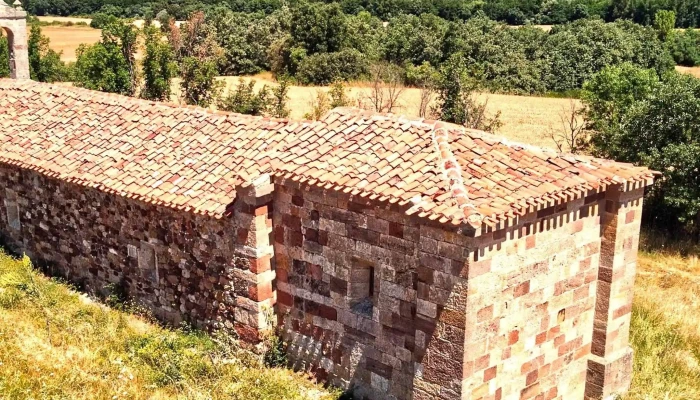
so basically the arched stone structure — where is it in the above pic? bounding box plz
[0,1,29,79]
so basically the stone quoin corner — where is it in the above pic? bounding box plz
[0,13,655,400]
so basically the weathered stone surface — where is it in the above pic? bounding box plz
[0,166,644,400]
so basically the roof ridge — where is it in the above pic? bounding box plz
[431,122,483,229]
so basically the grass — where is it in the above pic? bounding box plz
[2,239,698,399]
[0,249,338,400]
[624,237,700,399]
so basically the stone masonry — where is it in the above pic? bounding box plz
[0,72,655,398]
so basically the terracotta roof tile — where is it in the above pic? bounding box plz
[0,80,654,227]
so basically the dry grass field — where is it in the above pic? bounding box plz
[171,75,576,148]
[41,25,102,62]
[676,65,700,78]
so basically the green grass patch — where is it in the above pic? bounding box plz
[0,250,338,400]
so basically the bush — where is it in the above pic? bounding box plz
[296,49,369,85]
[218,79,271,115]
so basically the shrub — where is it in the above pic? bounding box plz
[296,49,368,85]
[218,79,271,115]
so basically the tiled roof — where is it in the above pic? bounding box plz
[0,80,654,228]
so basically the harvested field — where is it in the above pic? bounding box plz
[179,75,579,149]
[676,65,700,78]
[41,25,102,62]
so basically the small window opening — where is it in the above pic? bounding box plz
[349,257,376,317]
[138,242,159,284]
[4,199,20,231]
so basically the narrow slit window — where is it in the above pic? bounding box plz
[349,257,377,317]
[4,200,20,231]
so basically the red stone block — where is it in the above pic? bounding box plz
[484,366,497,382]
[508,329,520,345]
[319,304,338,321]
[526,369,539,386]
[249,281,273,301]
[466,258,491,278]
[477,305,494,323]
[234,322,261,343]
[526,235,536,249]
[570,219,584,234]
[274,225,285,243]
[389,221,404,238]
[535,331,547,345]
[254,205,268,216]
[277,290,293,306]
[250,254,271,274]
[520,382,541,400]
[514,281,531,297]
[625,210,635,224]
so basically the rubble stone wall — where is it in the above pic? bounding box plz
[0,165,246,330]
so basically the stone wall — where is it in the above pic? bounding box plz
[0,165,270,337]
[0,161,643,400]
[0,5,30,80]
[462,193,606,400]
[272,179,643,400]
[273,178,476,399]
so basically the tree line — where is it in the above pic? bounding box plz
[20,0,700,27]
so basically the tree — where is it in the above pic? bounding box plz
[27,24,69,83]
[141,25,177,101]
[363,62,405,113]
[0,35,9,78]
[653,10,676,41]
[670,29,700,66]
[548,100,588,153]
[582,62,660,154]
[433,53,502,132]
[180,57,222,107]
[73,42,131,94]
[583,66,700,234]
[176,11,223,107]
[102,21,139,95]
